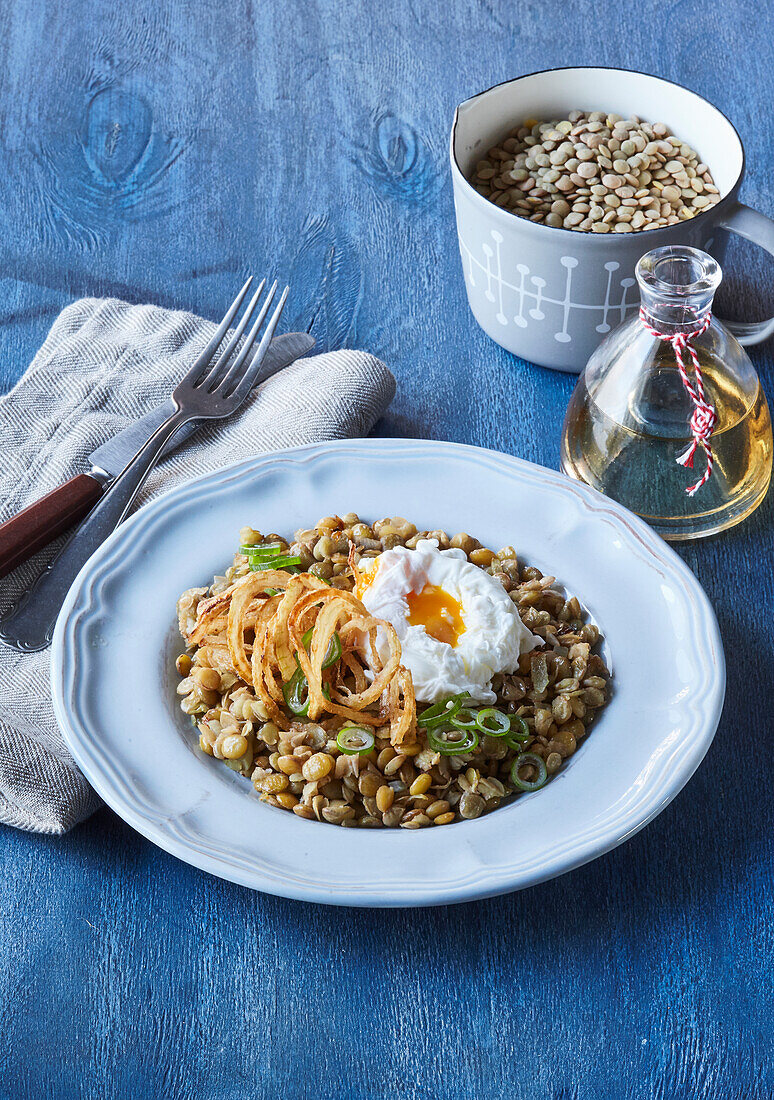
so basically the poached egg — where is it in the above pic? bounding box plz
[357,539,538,703]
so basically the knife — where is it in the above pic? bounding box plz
[0,331,315,579]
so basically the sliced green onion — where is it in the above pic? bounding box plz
[475,707,511,736]
[301,627,342,669]
[241,543,284,558]
[418,692,469,729]
[510,752,548,792]
[336,727,375,755]
[283,667,310,716]
[282,668,329,717]
[505,716,530,748]
[428,724,479,756]
[449,706,479,731]
[250,554,303,572]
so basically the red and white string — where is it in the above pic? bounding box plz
[639,306,715,496]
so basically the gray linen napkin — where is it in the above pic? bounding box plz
[0,297,395,834]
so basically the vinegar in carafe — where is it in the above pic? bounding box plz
[563,359,772,534]
[560,247,773,540]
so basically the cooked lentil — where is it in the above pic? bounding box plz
[176,514,612,828]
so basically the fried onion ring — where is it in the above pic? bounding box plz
[226,571,295,683]
[187,589,234,645]
[189,562,417,745]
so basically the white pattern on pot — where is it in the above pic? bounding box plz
[460,229,639,343]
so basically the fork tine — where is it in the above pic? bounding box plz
[228,286,290,403]
[197,278,267,391]
[213,281,278,395]
[179,276,253,387]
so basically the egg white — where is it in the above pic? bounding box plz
[359,539,538,703]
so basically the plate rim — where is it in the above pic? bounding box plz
[51,438,726,906]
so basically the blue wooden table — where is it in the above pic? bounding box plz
[2,1,773,1096]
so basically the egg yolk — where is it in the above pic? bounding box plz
[355,571,374,602]
[406,584,466,648]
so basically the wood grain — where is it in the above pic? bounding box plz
[1,0,774,1096]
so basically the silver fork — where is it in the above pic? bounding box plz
[0,277,289,651]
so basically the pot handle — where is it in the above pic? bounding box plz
[716,201,774,345]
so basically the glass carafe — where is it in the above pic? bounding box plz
[560,246,773,540]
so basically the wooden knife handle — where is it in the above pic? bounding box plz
[0,473,104,580]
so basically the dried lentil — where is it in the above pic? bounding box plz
[471,111,719,232]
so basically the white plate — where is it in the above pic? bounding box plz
[51,439,725,907]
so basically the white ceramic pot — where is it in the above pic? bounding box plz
[450,67,774,372]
